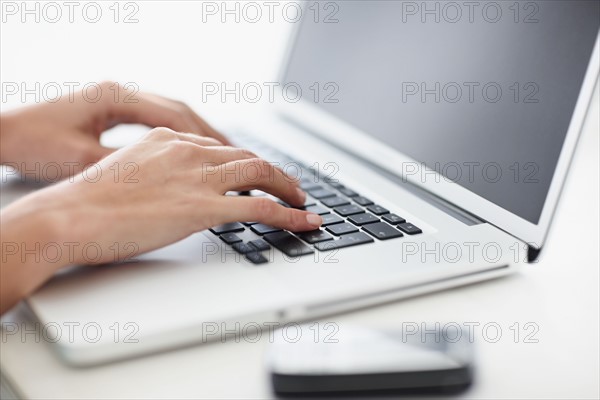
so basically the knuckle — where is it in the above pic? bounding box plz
[236,158,273,184]
[167,140,196,157]
[245,157,263,170]
[245,157,263,166]
[174,99,188,108]
[286,211,303,231]
[204,137,223,146]
[254,198,276,220]
[239,148,257,159]
[98,80,118,91]
[255,159,273,180]
[98,81,120,108]
[145,127,175,141]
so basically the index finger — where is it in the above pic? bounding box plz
[211,158,306,208]
[103,84,230,144]
[217,196,322,232]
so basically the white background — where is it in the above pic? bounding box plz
[1,0,298,126]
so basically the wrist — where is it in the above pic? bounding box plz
[0,186,84,313]
[2,185,81,267]
[0,112,19,164]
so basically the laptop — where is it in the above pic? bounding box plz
[26,1,599,365]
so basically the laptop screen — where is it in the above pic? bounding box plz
[283,1,599,224]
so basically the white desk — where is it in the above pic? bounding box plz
[1,85,598,398]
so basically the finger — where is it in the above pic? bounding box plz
[102,84,230,144]
[145,95,231,145]
[91,146,115,161]
[174,132,223,146]
[144,128,222,146]
[218,196,322,232]
[197,146,259,165]
[74,137,115,164]
[103,86,197,133]
[211,159,305,207]
[146,128,256,167]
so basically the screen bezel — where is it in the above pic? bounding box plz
[277,13,600,248]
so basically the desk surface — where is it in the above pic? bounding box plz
[1,89,599,400]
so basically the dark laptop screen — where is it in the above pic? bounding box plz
[283,1,599,224]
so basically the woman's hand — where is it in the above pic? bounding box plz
[39,127,322,263]
[0,81,230,180]
[0,128,322,313]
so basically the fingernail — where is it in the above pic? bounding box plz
[296,188,306,203]
[306,213,322,227]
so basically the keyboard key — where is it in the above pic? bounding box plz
[327,182,345,189]
[248,239,271,251]
[338,188,359,197]
[363,222,404,240]
[326,222,359,236]
[366,205,389,215]
[232,242,255,254]
[220,233,243,244]
[314,232,374,251]
[306,166,320,176]
[304,205,330,215]
[242,221,259,226]
[296,230,334,244]
[245,252,268,264]
[300,182,322,191]
[398,222,423,235]
[210,223,245,235]
[308,188,336,199]
[334,204,364,217]
[264,231,315,257]
[347,213,380,226]
[279,197,316,208]
[321,213,344,226]
[382,214,406,225]
[302,197,317,207]
[353,196,374,206]
[251,224,283,235]
[321,196,350,208]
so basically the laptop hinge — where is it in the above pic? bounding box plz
[279,115,539,260]
[527,245,542,262]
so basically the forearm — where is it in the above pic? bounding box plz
[0,111,19,165]
[0,188,74,315]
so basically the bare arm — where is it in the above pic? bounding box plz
[0,186,74,313]
[0,85,322,315]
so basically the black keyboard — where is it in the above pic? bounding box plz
[207,137,423,264]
